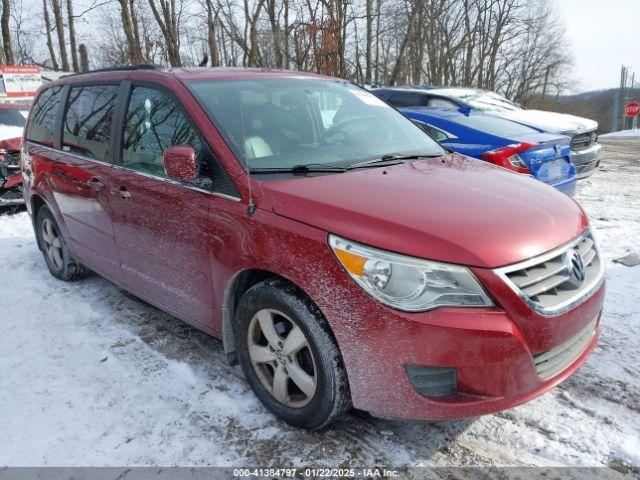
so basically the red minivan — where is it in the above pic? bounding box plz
[21,66,605,429]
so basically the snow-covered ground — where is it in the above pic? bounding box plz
[0,139,639,472]
[601,128,640,138]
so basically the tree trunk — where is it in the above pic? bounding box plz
[205,0,220,66]
[43,0,59,70]
[365,0,372,84]
[1,0,13,64]
[266,0,282,68]
[79,43,89,71]
[117,0,144,64]
[67,0,79,71]
[148,0,182,67]
[51,0,70,71]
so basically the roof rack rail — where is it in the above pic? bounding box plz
[61,64,163,78]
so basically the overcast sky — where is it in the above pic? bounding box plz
[558,0,640,92]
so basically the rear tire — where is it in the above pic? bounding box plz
[234,279,351,429]
[35,205,89,281]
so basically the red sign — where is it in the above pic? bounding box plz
[626,102,640,117]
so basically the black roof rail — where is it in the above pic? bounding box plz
[61,64,163,78]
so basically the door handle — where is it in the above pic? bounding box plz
[112,186,132,199]
[87,177,105,190]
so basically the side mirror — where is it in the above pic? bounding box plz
[163,145,197,181]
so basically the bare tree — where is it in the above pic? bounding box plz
[116,0,144,64]
[67,0,79,71]
[43,0,60,70]
[79,43,90,71]
[51,0,70,70]
[147,0,182,67]
[1,0,13,64]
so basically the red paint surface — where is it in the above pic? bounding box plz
[22,68,605,420]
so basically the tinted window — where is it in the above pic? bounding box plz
[27,87,62,146]
[427,97,458,110]
[122,86,207,182]
[0,109,26,128]
[387,91,426,107]
[414,121,451,141]
[188,79,444,171]
[454,114,539,137]
[63,85,119,162]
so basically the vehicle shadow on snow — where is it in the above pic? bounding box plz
[95,279,480,466]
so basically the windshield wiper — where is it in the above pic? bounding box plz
[347,153,440,169]
[250,163,348,174]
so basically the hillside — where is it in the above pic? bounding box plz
[527,88,640,134]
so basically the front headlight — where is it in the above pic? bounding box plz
[329,235,493,312]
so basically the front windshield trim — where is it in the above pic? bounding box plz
[186,76,445,175]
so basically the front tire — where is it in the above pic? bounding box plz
[235,279,351,429]
[35,205,89,281]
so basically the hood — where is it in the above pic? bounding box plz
[0,136,22,151]
[498,109,598,134]
[262,154,588,268]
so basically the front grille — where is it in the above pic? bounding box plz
[533,316,597,379]
[570,130,598,151]
[495,229,604,316]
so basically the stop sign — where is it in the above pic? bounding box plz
[626,102,640,117]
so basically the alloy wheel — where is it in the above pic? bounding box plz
[247,308,317,408]
[41,218,64,271]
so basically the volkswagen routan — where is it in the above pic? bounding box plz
[21,66,605,429]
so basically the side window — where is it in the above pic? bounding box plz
[413,120,452,142]
[427,97,459,110]
[27,87,62,146]
[122,86,202,180]
[388,92,425,107]
[63,85,119,161]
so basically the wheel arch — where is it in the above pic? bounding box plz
[30,193,48,251]
[221,268,340,367]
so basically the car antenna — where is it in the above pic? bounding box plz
[235,76,256,217]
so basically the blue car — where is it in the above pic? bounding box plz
[401,107,577,194]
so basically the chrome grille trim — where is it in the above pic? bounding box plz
[494,228,605,317]
[570,129,598,151]
[533,316,598,379]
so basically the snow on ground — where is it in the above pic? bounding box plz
[0,139,639,472]
[601,128,640,138]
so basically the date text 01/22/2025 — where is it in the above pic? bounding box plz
[232,468,400,477]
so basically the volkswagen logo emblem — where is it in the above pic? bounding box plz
[564,248,586,286]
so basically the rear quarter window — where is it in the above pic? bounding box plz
[387,91,426,107]
[27,87,62,146]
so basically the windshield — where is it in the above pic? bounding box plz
[188,78,445,171]
[0,108,27,128]
[432,89,521,113]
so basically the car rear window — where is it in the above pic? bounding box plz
[454,114,539,137]
[0,109,26,128]
[62,85,119,162]
[27,87,62,146]
[387,91,426,107]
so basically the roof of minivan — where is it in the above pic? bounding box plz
[46,66,339,87]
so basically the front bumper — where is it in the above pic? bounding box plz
[322,260,605,421]
[570,144,602,178]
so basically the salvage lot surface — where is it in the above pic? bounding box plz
[0,139,638,471]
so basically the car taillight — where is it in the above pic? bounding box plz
[481,143,536,174]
